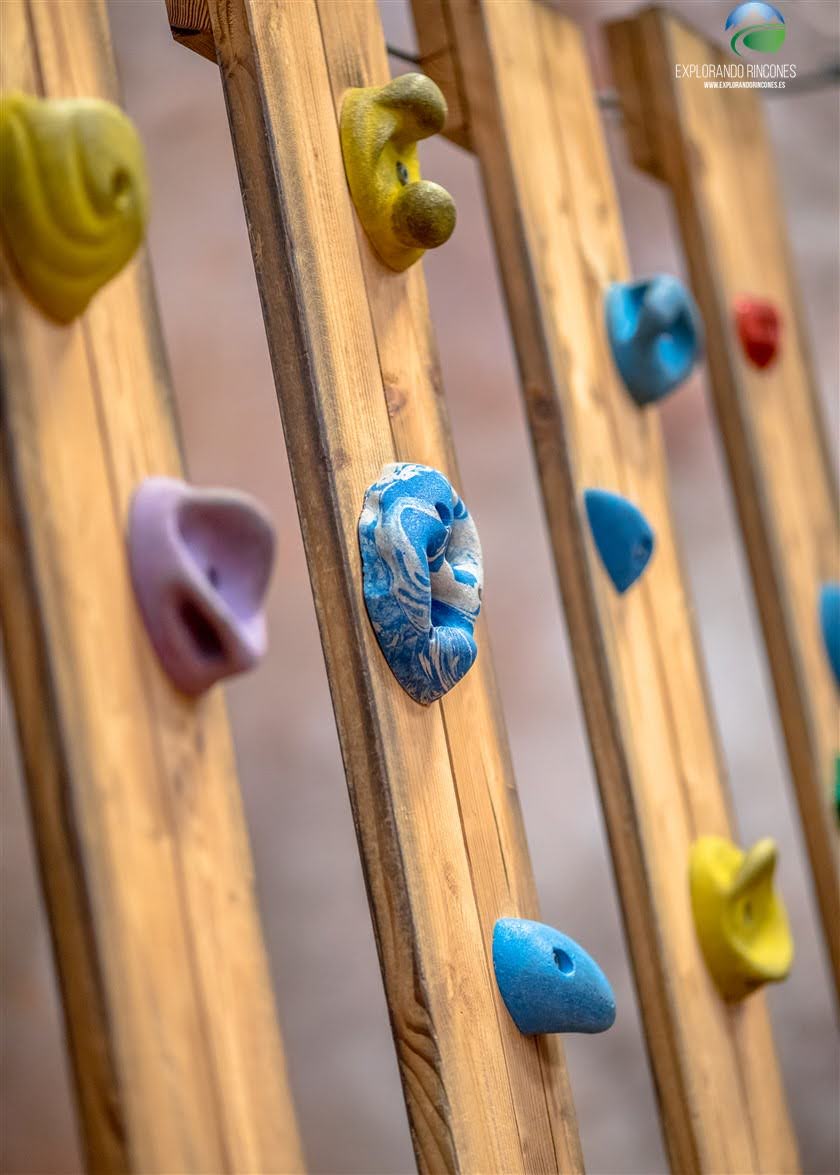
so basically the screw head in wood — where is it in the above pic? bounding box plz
[128,477,275,696]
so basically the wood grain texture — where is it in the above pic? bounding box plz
[607,7,840,1004]
[165,0,216,62]
[409,1,799,1171]
[410,0,472,150]
[198,0,583,1168]
[0,3,303,1172]
[316,3,581,1170]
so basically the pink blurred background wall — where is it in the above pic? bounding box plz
[1,1,837,1172]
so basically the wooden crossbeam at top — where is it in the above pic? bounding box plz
[0,2,303,1171]
[607,6,840,1004]
[410,1,799,1171]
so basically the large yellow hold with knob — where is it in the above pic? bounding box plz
[689,836,793,1002]
[340,73,456,272]
[0,92,149,323]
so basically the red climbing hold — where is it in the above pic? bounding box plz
[734,296,781,370]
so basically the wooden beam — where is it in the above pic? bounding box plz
[180,0,584,1167]
[0,3,303,1172]
[165,0,216,62]
[410,1,799,1171]
[607,7,840,1004]
[410,0,472,150]
[315,2,581,1168]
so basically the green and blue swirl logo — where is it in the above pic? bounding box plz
[725,3,786,56]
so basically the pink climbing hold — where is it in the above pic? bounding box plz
[128,476,276,696]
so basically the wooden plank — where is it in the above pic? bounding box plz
[409,1,799,1171]
[315,3,581,1169]
[182,0,585,1168]
[0,3,303,1172]
[165,0,217,62]
[607,7,840,1003]
[409,0,472,149]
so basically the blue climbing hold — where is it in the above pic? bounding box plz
[605,274,703,406]
[819,583,840,688]
[492,918,616,1035]
[359,462,483,705]
[584,488,655,594]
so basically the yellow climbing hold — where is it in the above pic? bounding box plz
[0,91,149,323]
[689,836,793,1002]
[340,73,456,272]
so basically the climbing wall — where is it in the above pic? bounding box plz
[166,0,585,1169]
[2,0,831,1170]
[0,2,302,1171]
[607,6,840,1003]
[411,1,798,1170]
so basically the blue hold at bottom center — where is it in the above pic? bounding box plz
[492,917,616,1036]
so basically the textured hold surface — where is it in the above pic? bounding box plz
[128,477,275,696]
[584,488,655,594]
[734,294,782,369]
[359,463,482,704]
[605,274,703,405]
[492,919,616,1036]
[340,73,456,271]
[818,582,840,688]
[689,837,794,1002]
[0,91,148,323]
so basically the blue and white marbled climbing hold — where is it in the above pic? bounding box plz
[605,274,703,406]
[819,582,840,688]
[359,462,482,705]
[584,488,655,594]
[492,918,616,1035]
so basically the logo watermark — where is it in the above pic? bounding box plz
[674,3,795,89]
[725,2,786,57]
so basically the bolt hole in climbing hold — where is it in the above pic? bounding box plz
[128,477,276,696]
[605,274,703,406]
[111,166,131,205]
[553,947,574,975]
[359,463,482,705]
[396,159,409,185]
[492,919,615,1035]
[178,599,225,661]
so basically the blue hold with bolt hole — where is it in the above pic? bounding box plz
[492,918,616,1035]
[605,274,703,405]
[584,488,655,594]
